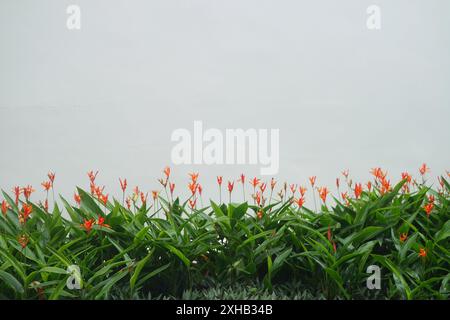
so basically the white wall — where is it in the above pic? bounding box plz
[1,0,449,204]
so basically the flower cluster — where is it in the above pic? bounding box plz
[2,163,447,257]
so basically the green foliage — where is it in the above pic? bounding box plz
[111,280,327,300]
[0,177,449,300]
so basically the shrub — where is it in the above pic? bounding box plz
[0,167,448,299]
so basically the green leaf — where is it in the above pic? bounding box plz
[0,249,26,281]
[435,220,450,242]
[324,267,350,299]
[60,196,81,223]
[76,187,103,218]
[40,267,68,275]
[0,270,24,294]
[272,248,292,273]
[230,202,248,222]
[136,263,171,287]
[130,248,155,290]
[399,233,418,260]
[94,269,129,299]
[163,244,190,267]
[372,254,411,299]
[49,277,69,300]
[210,200,224,217]
[342,226,384,247]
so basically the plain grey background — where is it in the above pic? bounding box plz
[1,0,449,204]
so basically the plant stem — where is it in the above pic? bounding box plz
[313,188,317,213]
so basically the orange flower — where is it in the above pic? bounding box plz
[151,191,158,201]
[163,167,171,178]
[1,200,10,216]
[424,203,434,217]
[188,199,196,209]
[309,176,316,187]
[188,182,198,195]
[354,183,363,199]
[93,185,105,198]
[418,247,427,258]
[217,176,223,186]
[299,186,307,197]
[341,192,349,206]
[189,172,199,183]
[370,167,386,180]
[318,186,329,203]
[74,193,81,205]
[23,185,35,201]
[139,192,147,204]
[97,216,110,228]
[87,170,98,183]
[126,198,131,209]
[380,178,391,195]
[239,174,245,184]
[250,177,260,188]
[19,203,33,224]
[82,219,95,233]
[99,193,109,206]
[227,181,234,193]
[327,227,336,253]
[18,234,29,249]
[12,186,21,205]
[198,184,203,195]
[169,182,175,195]
[47,172,56,185]
[419,163,429,176]
[427,194,435,204]
[260,182,267,194]
[90,182,96,195]
[257,210,263,220]
[119,178,127,192]
[401,172,412,184]
[295,197,305,208]
[366,181,372,192]
[255,192,261,206]
[41,181,51,191]
[399,233,408,242]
